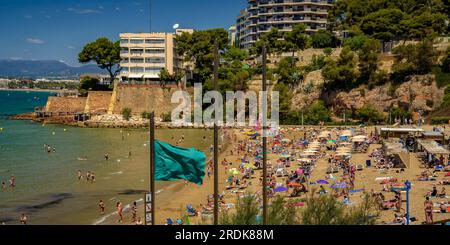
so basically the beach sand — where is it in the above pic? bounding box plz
[102,126,450,225]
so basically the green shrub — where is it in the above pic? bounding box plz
[389,107,412,121]
[121,108,132,121]
[161,112,172,122]
[324,47,333,56]
[432,66,450,88]
[431,117,450,125]
[355,105,385,124]
[141,111,152,119]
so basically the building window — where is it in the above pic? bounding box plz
[120,38,129,44]
[145,58,165,64]
[130,67,144,73]
[145,48,165,54]
[145,39,165,44]
[130,49,144,55]
[130,39,145,44]
[130,58,144,63]
[145,67,164,73]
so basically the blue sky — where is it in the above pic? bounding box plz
[0,0,246,66]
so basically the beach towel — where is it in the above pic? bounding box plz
[154,140,206,185]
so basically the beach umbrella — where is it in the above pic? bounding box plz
[298,158,311,163]
[228,168,240,175]
[336,152,351,156]
[274,186,289,193]
[281,139,291,143]
[288,182,301,187]
[304,149,318,153]
[317,180,329,185]
[244,164,257,170]
[272,141,281,145]
[296,169,304,174]
[327,140,336,144]
[281,154,291,158]
[301,152,316,156]
[331,182,347,189]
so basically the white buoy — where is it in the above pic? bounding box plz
[64,129,67,132]
[52,132,56,135]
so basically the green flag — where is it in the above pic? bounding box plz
[154,140,206,185]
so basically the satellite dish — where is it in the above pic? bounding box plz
[173,23,180,29]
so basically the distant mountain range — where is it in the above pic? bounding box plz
[0,59,106,79]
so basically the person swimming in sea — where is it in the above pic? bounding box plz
[77,170,82,180]
[9,175,15,188]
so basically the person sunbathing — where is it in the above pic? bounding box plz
[438,187,446,198]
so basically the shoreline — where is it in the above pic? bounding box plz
[0,88,78,93]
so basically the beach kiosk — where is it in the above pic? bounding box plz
[417,140,449,168]
[377,127,424,139]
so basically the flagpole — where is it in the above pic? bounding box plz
[213,39,220,225]
[150,111,156,225]
[262,45,268,225]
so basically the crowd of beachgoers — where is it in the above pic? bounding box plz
[168,125,450,225]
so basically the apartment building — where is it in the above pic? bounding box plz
[119,29,193,84]
[237,0,335,50]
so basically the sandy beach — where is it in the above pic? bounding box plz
[101,125,450,226]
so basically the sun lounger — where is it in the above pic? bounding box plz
[186,204,198,217]
[166,218,174,225]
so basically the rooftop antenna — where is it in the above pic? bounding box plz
[149,0,152,33]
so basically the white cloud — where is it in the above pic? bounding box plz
[99,5,104,10]
[67,7,101,14]
[9,57,23,60]
[67,45,76,50]
[24,14,32,19]
[139,9,144,13]
[26,38,44,45]
[45,15,51,19]
[115,7,121,11]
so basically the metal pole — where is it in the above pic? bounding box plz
[262,45,268,225]
[149,0,152,33]
[150,111,155,225]
[213,39,220,225]
[405,180,411,225]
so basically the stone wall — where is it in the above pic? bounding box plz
[110,84,182,118]
[84,91,112,114]
[45,96,87,113]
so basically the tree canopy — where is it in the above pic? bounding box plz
[78,38,121,83]
[330,0,449,40]
[175,28,229,84]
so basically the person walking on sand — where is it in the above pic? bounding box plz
[424,197,433,224]
[116,202,123,224]
[99,200,105,214]
[20,214,27,225]
[104,153,109,161]
[131,201,137,223]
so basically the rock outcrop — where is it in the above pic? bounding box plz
[325,75,444,115]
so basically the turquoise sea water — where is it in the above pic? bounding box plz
[0,90,212,224]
